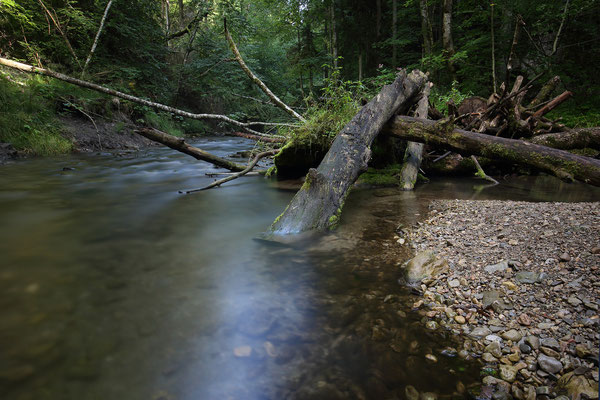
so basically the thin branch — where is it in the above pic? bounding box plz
[36,0,81,67]
[550,0,570,57]
[471,155,499,185]
[183,150,278,193]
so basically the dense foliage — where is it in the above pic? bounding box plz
[1,0,599,154]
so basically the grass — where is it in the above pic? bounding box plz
[0,72,72,156]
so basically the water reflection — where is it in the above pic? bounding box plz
[0,139,599,399]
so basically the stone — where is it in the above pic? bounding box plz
[515,271,541,284]
[403,251,449,283]
[469,327,492,339]
[502,281,517,291]
[501,329,522,342]
[485,341,503,358]
[508,353,520,363]
[519,343,531,354]
[525,336,540,349]
[420,392,437,400]
[536,386,550,395]
[517,313,531,326]
[405,385,419,400]
[482,290,503,309]
[482,353,498,363]
[568,295,582,306]
[575,344,592,358]
[537,354,563,374]
[591,246,600,254]
[557,371,599,398]
[485,334,503,343]
[425,321,438,330]
[559,252,571,262]
[448,279,460,288]
[499,365,518,383]
[425,354,438,363]
[485,261,509,274]
[454,315,466,324]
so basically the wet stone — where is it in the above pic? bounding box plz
[515,272,541,284]
[485,342,503,358]
[539,337,559,351]
[501,329,522,342]
[405,385,419,400]
[499,365,518,383]
[537,354,562,374]
[519,343,532,354]
[469,327,492,339]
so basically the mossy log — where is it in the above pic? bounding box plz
[384,116,600,186]
[267,70,427,235]
[530,127,600,150]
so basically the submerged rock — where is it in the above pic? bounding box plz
[557,371,599,399]
[402,251,449,284]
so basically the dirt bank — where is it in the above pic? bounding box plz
[402,200,599,399]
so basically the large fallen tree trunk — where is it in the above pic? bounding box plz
[384,116,600,186]
[529,127,600,150]
[267,70,427,235]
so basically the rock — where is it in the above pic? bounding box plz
[591,246,600,254]
[233,346,252,357]
[515,271,541,284]
[420,392,437,400]
[499,365,518,383]
[403,251,449,283]
[482,352,498,362]
[448,279,460,288]
[482,290,502,308]
[557,372,599,399]
[525,336,540,349]
[485,342,503,358]
[485,261,509,274]
[455,315,466,324]
[502,281,517,291]
[537,354,563,374]
[575,344,592,358]
[559,252,571,262]
[501,329,522,342]
[425,321,438,330]
[536,386,550,395]
[568,295,582,306]
[517,313,531,326]
[485,334,503,343]
[539,337,559,351]
[469,327,492,339]
[519,343,531,354]
[425,354,438,363]
[405,385,419,400]
[508,353,520,363]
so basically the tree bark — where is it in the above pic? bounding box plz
[399,82,432,190]
[392,0,398,66]
[420,0,433,58]
[267,70,427,235]
[135,128,247,172]
[442,0,457,81]
[0,57,282,136]
[384,116,600,186]
[528,76,560,109]
[531,90,572,118]
[224,19,305,122]
[331,1,338,69]
[530,127,600,150]
[81,0,114,78]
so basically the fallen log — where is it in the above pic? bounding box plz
[0,56,285,136]
[228,131,286,143]
[384,116,600,186]
[529,127,600,150]
[135,127,246,171]
[267,70,427,235]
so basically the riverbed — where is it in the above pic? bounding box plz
[1,137,598,400]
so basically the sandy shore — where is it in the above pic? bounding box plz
[402,199,599,399]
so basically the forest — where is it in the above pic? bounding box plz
[0,1,599,400]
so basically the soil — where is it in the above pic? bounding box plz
[401,199,599,399]
[60,115,156,153]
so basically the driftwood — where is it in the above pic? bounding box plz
[0,57,285,136]
[267,70,427,235]
[384,116,600,186]
[184,150,277,193]
[135,127,246,171]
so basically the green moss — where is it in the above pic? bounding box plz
[358,164,403,186]
[265,165,277,178]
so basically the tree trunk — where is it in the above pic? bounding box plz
[331,1,338,69]
[399,82,432,190]
[267,70,427,235]
[442,0,456,81]
[490,2,497,92]
[81,0,114,78]
[530,127,600,150]
[376,0,382,38]
[420,0,432,58]
[384,116,600,186]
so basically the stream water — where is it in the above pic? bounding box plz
[1,137,599,400]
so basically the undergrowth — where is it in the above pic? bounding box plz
[0,72,72,155]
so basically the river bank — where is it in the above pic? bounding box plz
[401,199,599,399]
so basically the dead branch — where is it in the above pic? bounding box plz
[471,155,499,184]
[531,90,573,118]
[228,132,286,143]
[81,0,114,77]
[135,127,247,171]
[224,18,305,122]
[184,150,278,193]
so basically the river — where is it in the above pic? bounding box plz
[1,137,598,400]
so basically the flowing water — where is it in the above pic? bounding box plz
[1,137,599,400]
